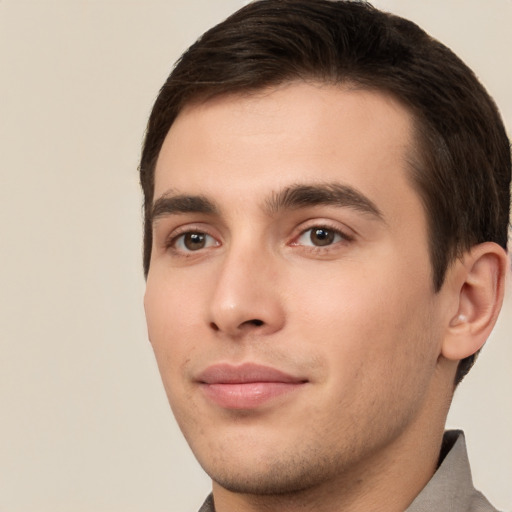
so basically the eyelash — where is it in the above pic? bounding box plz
[164,222,353,256]
[165,225,219,254]
[292,223,353,250]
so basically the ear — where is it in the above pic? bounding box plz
[441,242,509,361]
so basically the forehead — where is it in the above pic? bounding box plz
[154,82,421,222]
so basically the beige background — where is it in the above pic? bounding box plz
[0,1,510,511]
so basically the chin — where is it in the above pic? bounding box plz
[210,468,318,496]
[198,444,343,497]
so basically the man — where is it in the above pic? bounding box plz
[140,1,511,511]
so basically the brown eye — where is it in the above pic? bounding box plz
[296,226,344,248]
[173,232,217,252]
[310,228,336,246]
[184,232,206,250]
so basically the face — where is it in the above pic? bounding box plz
[144,82,451,497]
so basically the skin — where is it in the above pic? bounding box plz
[144,82,505,512]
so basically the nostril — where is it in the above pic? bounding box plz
[209,318,264,333]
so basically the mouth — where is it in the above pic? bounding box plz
[196,363,308,410]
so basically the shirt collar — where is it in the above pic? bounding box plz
[406,430,494,512]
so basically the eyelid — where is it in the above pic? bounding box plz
[164,223,221,251]
[290,219,355,245]
[177,232,218,252]
[296,227,343,247]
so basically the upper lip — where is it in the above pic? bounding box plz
[197,363,307,384]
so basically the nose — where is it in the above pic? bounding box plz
[208,243,285,338]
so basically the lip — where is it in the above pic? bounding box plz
[197,363,307,409]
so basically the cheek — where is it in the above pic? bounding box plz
[144,273,200,387]
[291,265,399,338]
[145,268,202,341]
[290,260,437,378]
[144,277,202,419]
[304,282,438,434]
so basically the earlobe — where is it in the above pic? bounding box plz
[442,242,508,361]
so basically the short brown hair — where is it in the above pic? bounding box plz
[139,0,511,384]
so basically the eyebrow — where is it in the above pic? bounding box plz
[151,192,218,222]
[264,183,384,221]
[151,182,384,224]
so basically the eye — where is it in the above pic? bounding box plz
[296,226,345,247]
[173,231,218,252]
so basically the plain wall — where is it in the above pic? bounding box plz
[0,1,510,511]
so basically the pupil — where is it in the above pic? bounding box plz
[311,228,334,246]
[184,232,205,250]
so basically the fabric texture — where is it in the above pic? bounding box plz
[406,430,498,512]
[198,494,215,512]
[197,430,498,512]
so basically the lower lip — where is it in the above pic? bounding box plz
[200,382,304,409]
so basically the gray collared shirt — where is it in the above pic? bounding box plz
[406,430,497,512]
[198,430,498,512]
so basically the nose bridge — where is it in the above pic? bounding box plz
[208,235,284,336]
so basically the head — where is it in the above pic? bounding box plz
[140,1,510,505]
[140,0,510,386]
